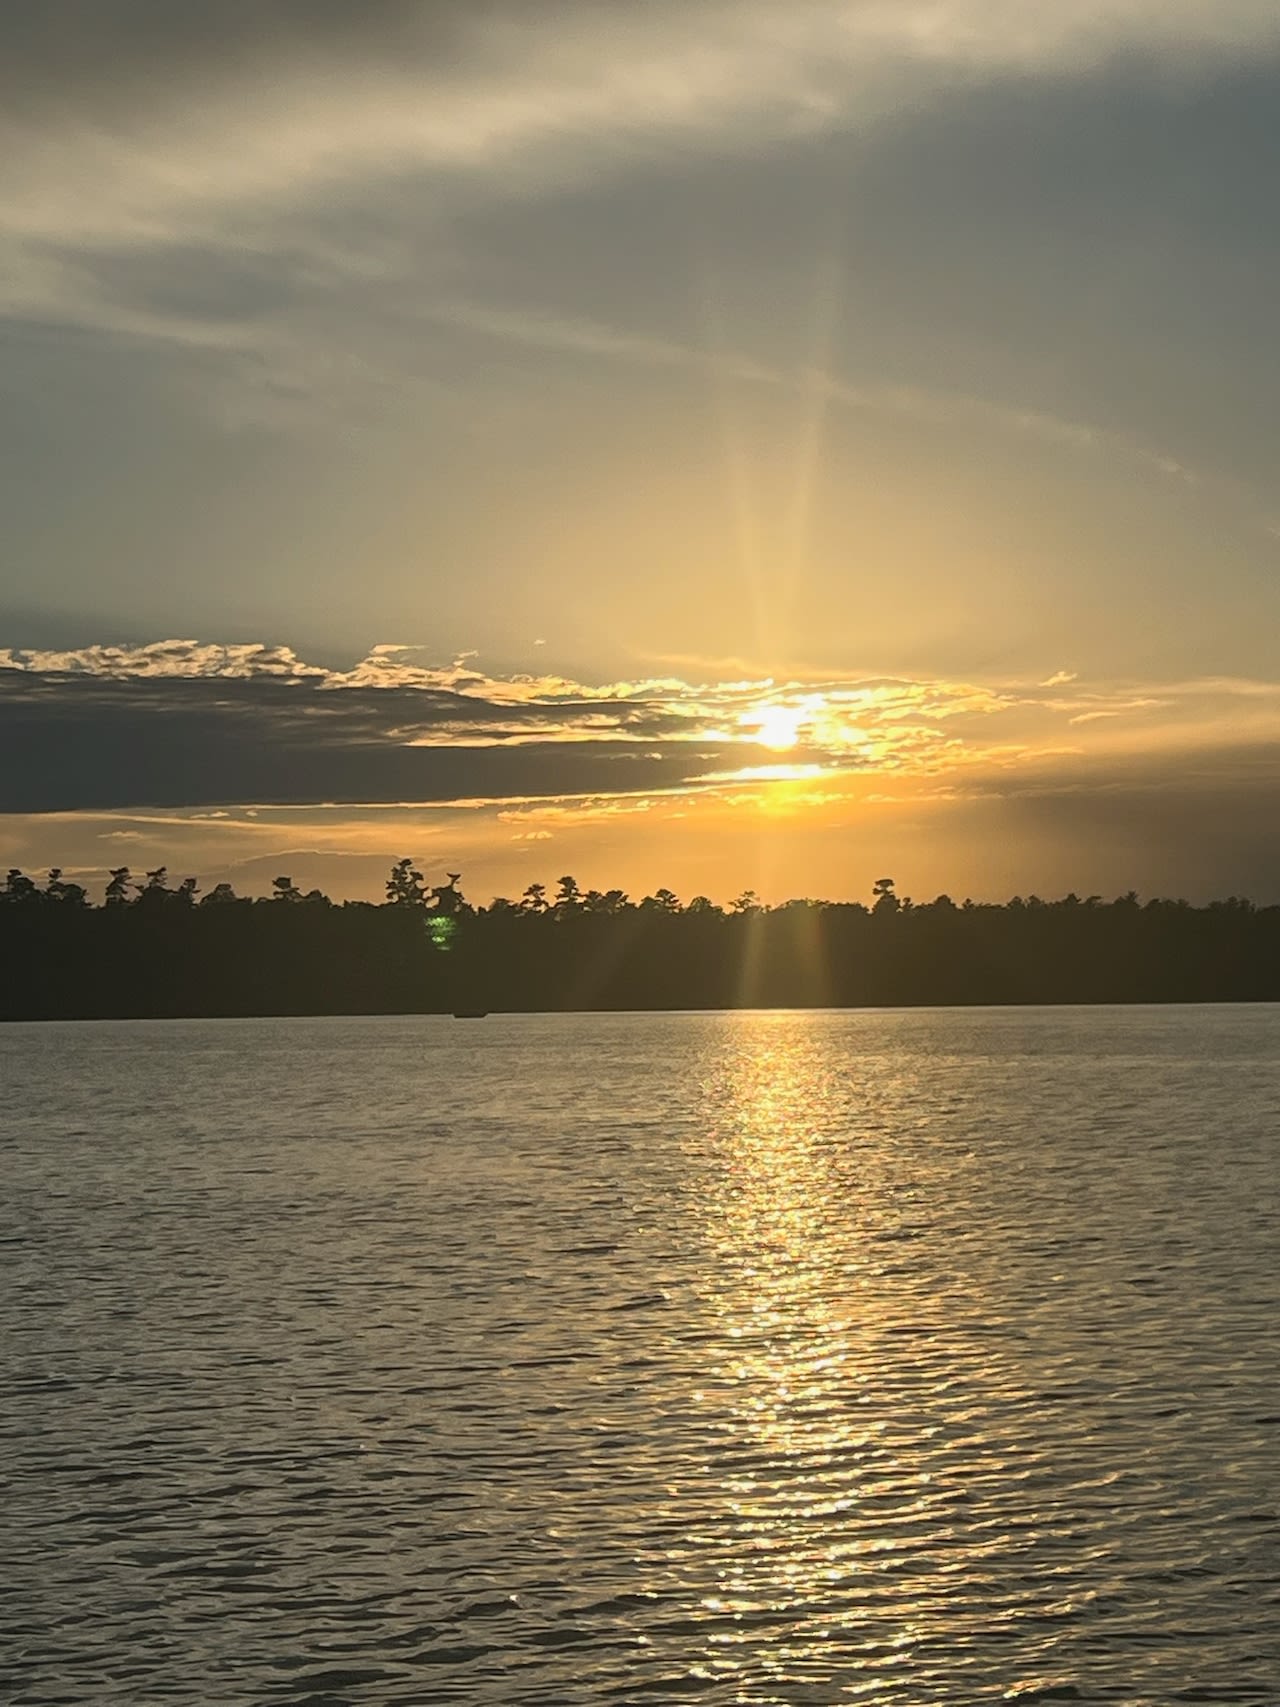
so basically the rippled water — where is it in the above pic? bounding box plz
[3,1007,1279,1705]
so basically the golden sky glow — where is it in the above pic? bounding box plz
[3,641,1278,904]
[3,4,1280,900]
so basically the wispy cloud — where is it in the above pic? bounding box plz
[9,3,1277,233]
[422,297,1208,491]
[4,2,1278,345]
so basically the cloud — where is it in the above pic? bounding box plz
[0,640,324,679]
[420,299,1207,489]
[0,642,707,813]
[4,0,1276,662]
[0,640,994,811]
[5,640,1280,828]
[4,3,1279,345]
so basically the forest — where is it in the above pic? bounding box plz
[1,860,1278,1018]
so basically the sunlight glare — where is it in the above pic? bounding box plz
[742,703,806,751]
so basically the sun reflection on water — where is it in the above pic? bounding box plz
[679,1020,932,1685]
[651,1013,1076,1700]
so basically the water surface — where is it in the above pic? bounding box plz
[3,1007,1278,1703]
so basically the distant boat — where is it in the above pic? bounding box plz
[452,1010,488,1019]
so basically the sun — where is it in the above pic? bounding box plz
[744,703,806,752]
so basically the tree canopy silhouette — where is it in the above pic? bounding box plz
[1,859,1277,1018]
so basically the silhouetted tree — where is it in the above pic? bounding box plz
[642,887,682,914]
[104,866,134,906]
[3,869,37,906]
[554,875,582,913]
[588,888,630,915]
[872,877,900,916]
[386,858,428,908]
[430,873,466,916]
[45,869,88,907]
[136,867,171,911]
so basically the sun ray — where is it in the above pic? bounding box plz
[782,219,848,618]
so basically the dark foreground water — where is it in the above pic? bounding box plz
[3,1007,1278,1705]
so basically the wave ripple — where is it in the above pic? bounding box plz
[3,1007,1278,1704]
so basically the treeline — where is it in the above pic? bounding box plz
[1,861,1277,1018]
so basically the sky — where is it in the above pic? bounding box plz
[3,1,1280,905]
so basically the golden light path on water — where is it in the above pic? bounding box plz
[699,1034,874,1684]
[664,1017,1092,1701]
[690,1027,934,1693]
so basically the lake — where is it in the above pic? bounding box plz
[3,1007,1278,1704]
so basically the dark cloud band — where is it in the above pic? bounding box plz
[0,667,728,812]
